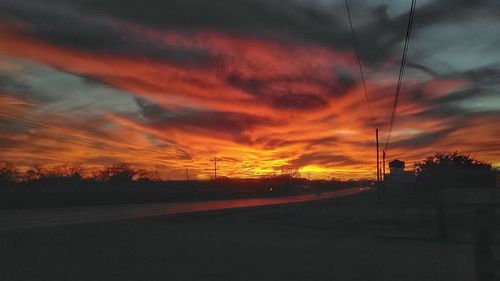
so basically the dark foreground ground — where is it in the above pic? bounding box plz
[1,189,499,281]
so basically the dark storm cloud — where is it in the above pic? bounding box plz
[405,63,438,77]
[414,67,500,118]
[389,127,456,149]
[227,73,332,111]
[135,98,174,120]
[3,0,499,67]
[0,74,30,93]
[0,74,54,104]
[463,67,500,86]
[0,0,214,65]
[0,0,413,67]
[69,0,349,46]
[157,110,275,135]
[227,72,355,98]
[226,72,353,111]
[79,0,498,68]
[354,0,500,64]
[135,98,278,136]
[410,0,500,25]
[75,0,496,45]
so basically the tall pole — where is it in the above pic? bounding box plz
[382,150,386,182]
[211,157,221,180]
[185,167,188,181]
[376,129,380,183]
[214,157,217,180]
[376,129,381,200]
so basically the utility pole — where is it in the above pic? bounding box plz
[376,129,380,200]
[382,150,386,182]
[376,129,380,183]
[210,157,222,180]
[185,167,189,181]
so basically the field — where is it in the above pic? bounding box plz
[2,189,497,281]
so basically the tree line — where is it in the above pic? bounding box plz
[415,152,497,189]
[1,151,497,189]
[0,163,160,185]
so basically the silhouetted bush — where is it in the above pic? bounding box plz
[0,162,18,185]
[415,152,494,190]
[97,163,136,184]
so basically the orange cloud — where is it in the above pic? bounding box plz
[1,24,499,180]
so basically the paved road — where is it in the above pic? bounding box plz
[0,187,362,231]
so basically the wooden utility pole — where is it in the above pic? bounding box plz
[376,129,380,182]
[382,150,386,200]
[185,167,189,181]
[211,157,222,180]
[382,150,386,182]
[376,129,380,200]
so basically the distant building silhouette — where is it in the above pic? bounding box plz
[389,160,405,173]
[385,159,415,187]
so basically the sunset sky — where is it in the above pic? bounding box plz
[1,0,499,180]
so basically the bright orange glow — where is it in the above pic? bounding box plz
[0,22,499,180]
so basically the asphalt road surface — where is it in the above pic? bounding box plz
[0,187,363,231]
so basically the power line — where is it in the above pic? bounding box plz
[384,0,417,151]
[344,0,380,182]
[344,0,373,120]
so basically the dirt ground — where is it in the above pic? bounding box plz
[1,190,498,281]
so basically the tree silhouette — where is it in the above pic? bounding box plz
[98,163,137,184]
[265,167,301,180]
[50,164,82,179]
[134,169,160,182]
[0,162,18,184]
[415,152,493,189]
